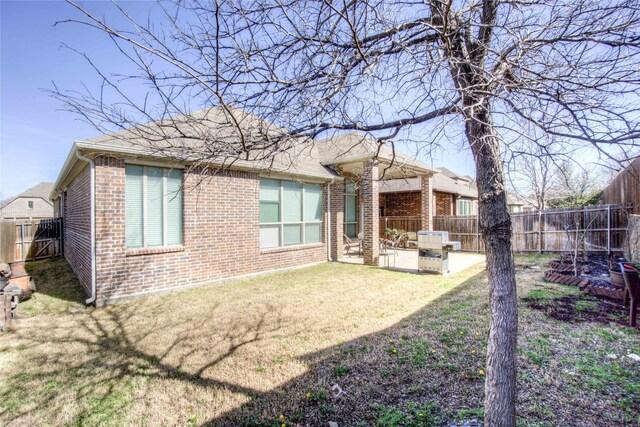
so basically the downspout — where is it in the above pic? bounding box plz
[327,181,332,261]
[75,150,96,305]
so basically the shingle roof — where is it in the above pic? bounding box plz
[378,177,421,193]
[0,197,15,210]
[57,107,434,193]
[1,183,55,209]
[314,133,433,174]
[431,172,477,198]
[379,168,478,198]
[506,193,536,207]
[19,182,54,200]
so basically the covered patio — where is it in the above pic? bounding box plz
[321,134,436,267]
[331,156,433,265]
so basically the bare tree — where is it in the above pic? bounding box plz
[508,133,567,210]
[548,162,607,208]
[53,0,640,424]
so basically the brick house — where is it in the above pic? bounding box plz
[1,182,54,221]
[50,108,435,305]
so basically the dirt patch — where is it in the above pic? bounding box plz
[523,294,628,325]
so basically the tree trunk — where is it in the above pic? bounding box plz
[465,105,518,427]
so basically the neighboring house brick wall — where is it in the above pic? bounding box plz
[434,192,453,216]
[0,197,53,220]
[89,157,327,305]
[381,192,421,217]
[63,165,92,295]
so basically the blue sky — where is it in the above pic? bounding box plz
[0,0,476,200]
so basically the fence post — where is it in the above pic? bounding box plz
[538,211,543,254]
[606,204,611,254]
[476,215,480,253]
[20,223,25,261]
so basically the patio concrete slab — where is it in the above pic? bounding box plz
[342,249,485,275]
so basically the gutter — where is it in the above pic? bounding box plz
[76,140,340,182]
[75,150,97,305]
[327,180,332,261]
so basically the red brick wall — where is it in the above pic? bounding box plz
[88,157,328,305]
[420,175,433,231]
[329,182,344,261]
[380,192,421,216]
[63,165,92,295]
[434,192,453,216]
[361,161,379,265]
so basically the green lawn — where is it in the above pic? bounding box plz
[0,255,638,426]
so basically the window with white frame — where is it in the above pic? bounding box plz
[344,181,358,238]
[125,164,183,248]
[259,178,323,249]
[457,199,473,216]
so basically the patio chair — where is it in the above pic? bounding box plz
[619,263,640,327]
[387,235,403,255]
[344,234,361,255]
[379,238,396,268]
[406,232,418,249]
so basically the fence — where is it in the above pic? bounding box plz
[603,157,640,214]
[380,216,422,236]
[433,205,630,253]
[0,218,63,262]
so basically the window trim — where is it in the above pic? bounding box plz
[344,180,358,238]
[457,198,473,216]
[259,179,323,249]
[125,164,184,249]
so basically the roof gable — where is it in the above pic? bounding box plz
[19,182,55,200]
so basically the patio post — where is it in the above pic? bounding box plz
[361,160,379,265]
[329,182,345,261]
[420,174,433,231]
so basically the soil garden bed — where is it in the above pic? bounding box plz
[522,294,629,325]
[543,253,628,300]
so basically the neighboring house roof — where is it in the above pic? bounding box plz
[379,168,478,199]
[0,197,16,210]
[506,193,536,209]
[0,183,54,209]
[431,171,477,198]
[19,182,55,202]
[52,106,435,199]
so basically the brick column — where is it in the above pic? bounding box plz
[362,160,379,265]
[420,174,433,231]
[329,181,345,261]
[94,156,127,306]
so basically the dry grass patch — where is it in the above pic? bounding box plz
[1,255,638,426]
[0,258,482,426]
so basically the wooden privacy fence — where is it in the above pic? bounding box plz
[433,205,630,253]
[604,157,640,215]
[380,216,422,236]
[0,218,63,262]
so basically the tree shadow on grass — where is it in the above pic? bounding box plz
[4,258,638,426]
[1,283,286,426]
[2,261,490,427]
[207,272,492,426]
